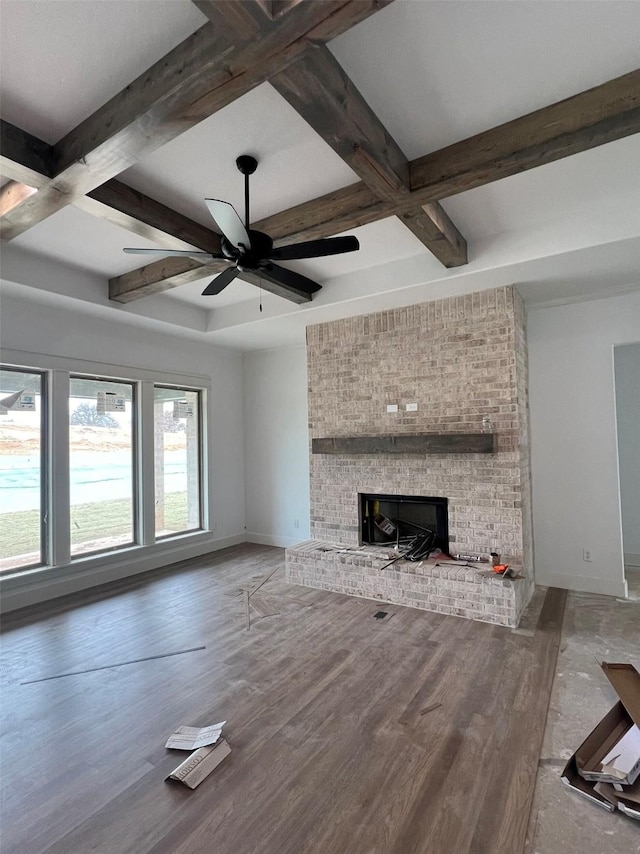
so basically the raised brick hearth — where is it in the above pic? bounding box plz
[286,542,531,627]
[285,285,535,627]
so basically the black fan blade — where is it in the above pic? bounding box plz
[259,263,322,296]
[123,248,223,260]
[202,266,238,296]
[205,200,250,251]
[269,235,359,261]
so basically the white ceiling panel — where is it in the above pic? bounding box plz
[441,135,640,241]
[121,83,359,228]
[9,205,164,277]
[160,275,263,309]
[0,0,207,143]
[330,0,640,159]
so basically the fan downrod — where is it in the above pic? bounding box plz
[236,155,258,175]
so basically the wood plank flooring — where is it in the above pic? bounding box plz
[0,544,566,854]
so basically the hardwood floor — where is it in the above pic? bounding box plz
[0,544,566,854]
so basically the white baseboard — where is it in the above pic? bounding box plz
[535,570,628,599]
[624,553,640,568]
[245,532,309,549]
[0,533,244,614]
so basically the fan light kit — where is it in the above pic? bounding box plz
[123,155,360,300]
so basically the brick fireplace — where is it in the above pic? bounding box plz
[286,286,535,627]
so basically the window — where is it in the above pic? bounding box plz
[0,368,45,570]
[154,387,202,537]
[0,356,208,574]
[69,377,135,556]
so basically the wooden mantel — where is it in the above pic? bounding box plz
[311,433,495,455]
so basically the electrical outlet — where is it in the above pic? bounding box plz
[583,548,593,562]
[386,404,399,413]
[294,519,299,529]
[405,402,418,411]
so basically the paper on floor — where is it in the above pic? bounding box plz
[165,721,226,750]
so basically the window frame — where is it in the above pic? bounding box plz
[0,350,211,576]
[153,385,204,540]
[0,365,48,572]
[68,373,138,560]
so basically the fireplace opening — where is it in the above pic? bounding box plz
[360,493,449,552]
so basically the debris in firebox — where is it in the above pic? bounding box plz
[379,529,437,570]
[373,513,397,537]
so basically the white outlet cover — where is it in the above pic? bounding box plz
[405,403,418,411]
[386,404,399,413]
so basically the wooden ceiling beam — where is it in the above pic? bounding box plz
[271,46,410,199]
[194,0,272,34]
[0,1,391,241]
[80,182,222,253]
[237,268,313,304]
[114,67,640,300]
[110,256,228,302]
[0,120,54,188]
[256,182,393,243]
[398,204,467,269]
[0,121,223,252]
[109,257,312,305]
[252,0,306,20]
[410,68,640,202]
[270,45,467,264]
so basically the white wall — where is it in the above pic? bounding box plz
[0,286,246,610]
[614,341,640,562]
[527,291,640,597]
[243,345,310,547]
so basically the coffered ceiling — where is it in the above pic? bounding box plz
[1,0,639,350]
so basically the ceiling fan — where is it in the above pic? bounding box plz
[123,155,360,301]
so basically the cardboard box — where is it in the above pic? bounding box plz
[561,662,640,820]
[593,779,640,820]
[560,756,615,812]
[573,663,640,786]
[618,801,640,820]
[594,779,640,813]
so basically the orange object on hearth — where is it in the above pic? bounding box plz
[492,564,509,574]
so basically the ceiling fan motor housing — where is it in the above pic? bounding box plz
[227,229,274,270]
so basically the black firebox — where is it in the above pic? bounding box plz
[360,493,449,552]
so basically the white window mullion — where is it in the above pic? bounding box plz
[138,381,156,546]
[201,388,213,532]
[49,370,70,566]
